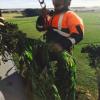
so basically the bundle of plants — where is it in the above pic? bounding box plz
[0,22,60,100]
[16,38,61,100]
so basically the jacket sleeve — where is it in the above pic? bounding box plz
[67,11,84,45]
[36,15,52,32]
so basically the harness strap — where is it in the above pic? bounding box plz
[58,13,64,31]
[53,29,70,38]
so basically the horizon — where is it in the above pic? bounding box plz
[1,6,100,10]
[0,0,100,9]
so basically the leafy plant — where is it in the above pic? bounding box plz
[81,44,100,100]
[0,22,61,100]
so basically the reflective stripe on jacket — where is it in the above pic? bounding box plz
[48,10,84,44]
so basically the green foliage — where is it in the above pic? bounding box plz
[0,22,26,62]
[81,44,100,68]
[0,22,61,100]
[22,9,42,17]
[16,38,62,100]
[81,44,100,100]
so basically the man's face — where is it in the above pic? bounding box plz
[52,0,64,8]
[52,0,70,10]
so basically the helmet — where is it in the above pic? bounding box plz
[52,0,71,11]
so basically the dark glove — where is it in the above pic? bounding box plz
[36,16,48,32]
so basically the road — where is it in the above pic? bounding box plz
[0,56,28,100]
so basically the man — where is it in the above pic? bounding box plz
[36,0,84,100]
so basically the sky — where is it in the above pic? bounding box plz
[0,0,100,9]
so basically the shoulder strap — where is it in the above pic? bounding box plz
[53,12,71,38]
[58,13,64,30]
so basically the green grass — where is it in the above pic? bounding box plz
[78,12,100,43]
[4,12,100,99]
[4,13,42,38]
[9,17,42,38]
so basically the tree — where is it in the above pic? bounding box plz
[22,9,42,17]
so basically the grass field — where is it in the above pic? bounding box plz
[3,12,100,99]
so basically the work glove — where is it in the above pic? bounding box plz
[36,10,55,32]
[36,15,48,32]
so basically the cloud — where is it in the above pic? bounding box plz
[71,0,100,7]
[0,0,37,8]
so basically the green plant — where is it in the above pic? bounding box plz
[81,44,100,100]
[0,22,61,100]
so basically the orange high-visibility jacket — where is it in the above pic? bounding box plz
[47,10,84,44]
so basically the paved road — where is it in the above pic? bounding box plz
[0,56,28,100]
[0,57,16,80]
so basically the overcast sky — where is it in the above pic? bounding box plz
[0,0,100,8]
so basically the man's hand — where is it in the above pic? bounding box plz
[36,16,47,32]
[36,10,54,32]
